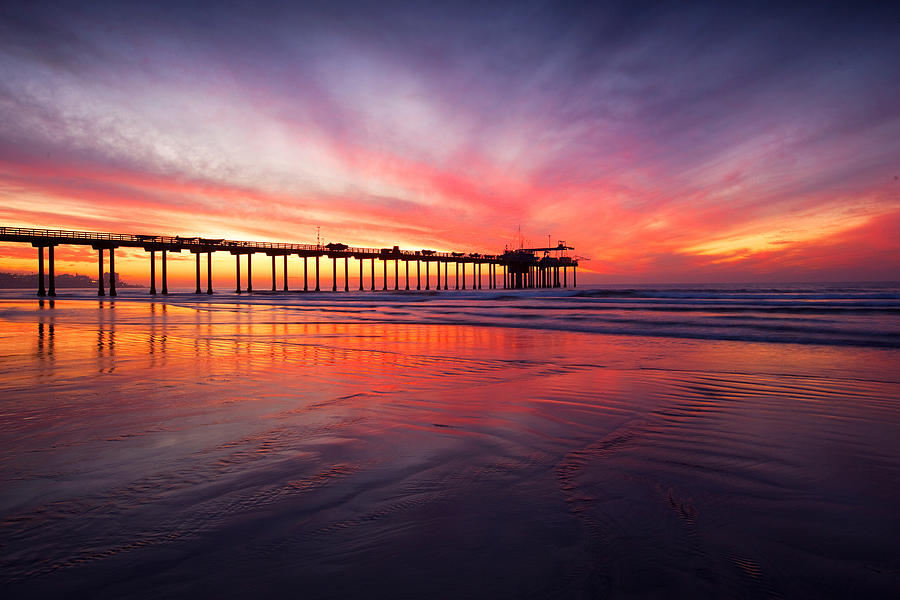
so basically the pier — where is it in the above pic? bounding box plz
[1,226,578,296]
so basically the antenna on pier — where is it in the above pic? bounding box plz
[317,226,321,249]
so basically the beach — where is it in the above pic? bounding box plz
[1,285,899,598]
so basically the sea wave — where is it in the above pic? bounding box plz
[2,283,899,348]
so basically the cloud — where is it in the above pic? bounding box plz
[1,1,899,281]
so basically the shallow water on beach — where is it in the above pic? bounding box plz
[1,287,899,598]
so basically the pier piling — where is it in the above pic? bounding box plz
[194,252,201,294]
[150,251,156,294]
[248,253,253,293]
[109,247,116,297]
[48,245,55,297]
[162,250,168,294]
[37,246,45,297]
[97,248,105,296]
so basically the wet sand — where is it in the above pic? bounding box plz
[1,295,899,598]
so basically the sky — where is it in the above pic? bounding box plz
[1,0,899,284]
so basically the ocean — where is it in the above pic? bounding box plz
[1,283,899,598]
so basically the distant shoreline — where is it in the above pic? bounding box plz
[0,272,143,289]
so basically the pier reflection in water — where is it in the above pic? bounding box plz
[0,298,899,598]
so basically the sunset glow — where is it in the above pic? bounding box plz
[1,1,898,284]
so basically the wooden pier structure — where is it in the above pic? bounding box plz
[0,226,578,296]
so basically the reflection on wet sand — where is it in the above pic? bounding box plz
[36,300,55,369]
[1,298,899,598]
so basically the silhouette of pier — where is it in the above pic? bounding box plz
[0,226,578,296]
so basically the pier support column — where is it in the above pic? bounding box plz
[236,255,241,293]
[462,263,466,290]
[425,261,430,290]
[248,254,253,293]
[303,256,308,292]
[382,259,387,291]
[162,250,168,294]
[370,258,375,291]
[284,255,288,291]
[97,248,105,296]
[109,248,116,297]
[272,255,277,292]
[314,256,319,291]
[48,245,56,297]
[394,260,399,290]
[332,257,337,292]
[573,266,576,288]
[194,253,201,294]
[344,257,349,292]
[405,260,410,290]
[564,266,567,287]
[206,252,213,294]
[359,258,364,291]
[456,262,459,290]
[436,261,441,290]
[416,260,421,290]
[473,263,478,290]
[444,261,448,289]
[150,251,156,294]
[37,246,45,297]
